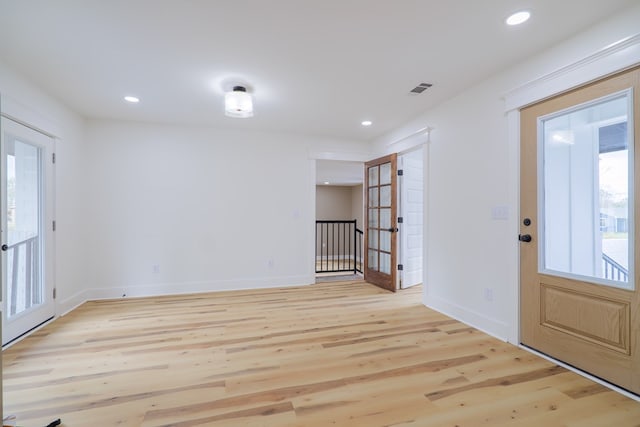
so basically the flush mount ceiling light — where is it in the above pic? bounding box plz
[361,120,372,126]
[225,86,253,118]
[506,10,530,26]
[124,96,139,103]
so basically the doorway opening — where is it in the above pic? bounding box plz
[315,160,364,283]
[314,149,424,290]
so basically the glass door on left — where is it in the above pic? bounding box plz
[1,117,55,345]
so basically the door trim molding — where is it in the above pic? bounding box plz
[504,32,640,112]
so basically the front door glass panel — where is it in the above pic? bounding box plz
[540,91,633,288]
[5,137,44,317]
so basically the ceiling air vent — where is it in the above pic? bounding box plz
[409,83,433,94]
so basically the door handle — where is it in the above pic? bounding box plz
[518,234,532,243]
[1,244,8,251]
[387,228,398,233]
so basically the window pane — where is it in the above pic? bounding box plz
[542,93,631,286]
[369,229,378,250]
[368,249,378,270]
[380,208,391,229]
[380,253,391,274]
[380,231,391,252]
[368,209,378,228]
[380,162,391,185]
[6,138,44,317]
[368,166,378,186]
[380,185,391,206]
[368,187,378,207]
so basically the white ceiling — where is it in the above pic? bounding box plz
[0,1,635,142]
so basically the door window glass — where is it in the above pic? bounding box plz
[541,92,632,288]
[5,137,44,316]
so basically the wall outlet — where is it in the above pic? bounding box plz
[152,264,160,274]
[484,288,494,302]
[267,259,275,269]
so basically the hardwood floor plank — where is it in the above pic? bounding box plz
[3,281,639,426]
[425,365,567,401]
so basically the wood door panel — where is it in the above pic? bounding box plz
[364,153,397,292]
[540,284,630,353]
[520,65,640,394]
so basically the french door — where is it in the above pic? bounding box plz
[1,117,55,345]
[364,154,398,292]
[520,67,640,393]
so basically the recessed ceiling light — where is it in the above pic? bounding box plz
[124,96,140,103]
[506,11,530,26]
[361,120,372,126]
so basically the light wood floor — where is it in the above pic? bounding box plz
[3,280,640,426]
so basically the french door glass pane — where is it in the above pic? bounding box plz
[380,208,391,229]
[380,253,391,274]
[380,231,391,252]
[368,209,378,227]
[380,185,391,206]
[369,230,378,250]
[368,188,378,207]
[368,166,378,186]
[380,162,391,185]
[368,249,378,270]
[542,92,632,287]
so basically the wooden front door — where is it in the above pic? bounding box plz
[520,66,640,393]
[365,154,398,292]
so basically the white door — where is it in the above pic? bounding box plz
[399,148,423,288]
[1,117,55,345]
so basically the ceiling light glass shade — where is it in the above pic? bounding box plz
[225,86,253,118]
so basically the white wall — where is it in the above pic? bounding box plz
[83,120,367,298]
[0,61,88,315]
[373,2,640,343]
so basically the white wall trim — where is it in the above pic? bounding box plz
[308,150,372,162]
[504,33,640,111]
[506,110,521,345]
[0,94,60,138]
[58,275,315,315]
[58,289,90,316]
[425,294,510,342]
[108,275,314,299]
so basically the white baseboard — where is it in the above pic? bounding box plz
[58,289,91,316]
[86,274,315,302]
[423,293,510,342]
[54,274,314,316]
